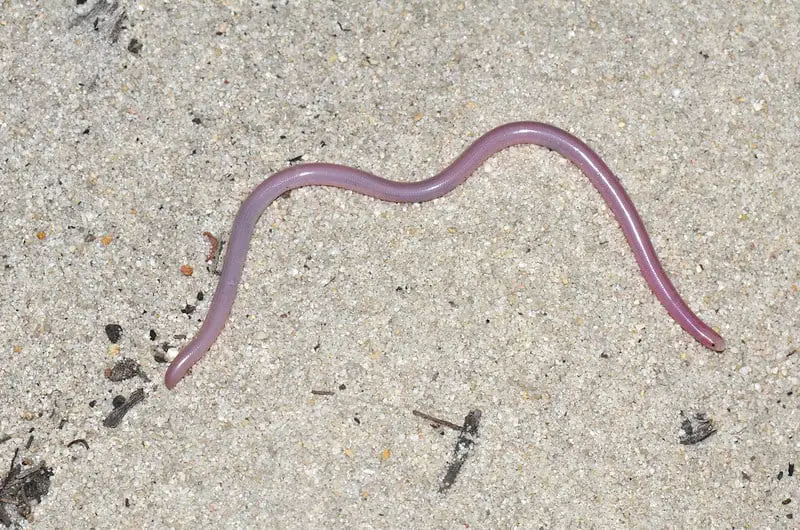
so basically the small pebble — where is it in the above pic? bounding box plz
[104,324,123,344]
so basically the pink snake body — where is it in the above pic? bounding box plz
[165,122,724,389]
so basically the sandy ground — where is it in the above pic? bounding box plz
[0,1,798,527]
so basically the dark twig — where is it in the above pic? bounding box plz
[66,439,90,450]
[103,388,146,428]
[412,410,462,431]
[0,449,18,493]
[440,409,482,492]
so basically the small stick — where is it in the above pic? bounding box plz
[0,448,19,492]
[66,439,90,450]
[412,410,462,431]
[103,388,146,428]
[440,409,482,493]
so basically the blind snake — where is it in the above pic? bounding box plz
[165,121,725,389]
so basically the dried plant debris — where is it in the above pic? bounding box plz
[103,388,145,428]
[778,462,796,481]
[105,357,146,382]
[70,0,129,44]
[679,412,716,445]
[0,448,54,527]
[412,409,462,432]
[66,439,90,451]
[440,409,482,493]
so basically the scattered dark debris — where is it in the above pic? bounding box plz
[287,154,304,164]
[679,412,716,445]
[440,409,482,493]
[149,329,157,341]
[103,388,145,428]
[0,448,54,526]
[105,357,146,382]
[70,0,129,44]
[104,323,123,343]
[181,303,196,315]
[790,463,795,476]
[111,395,127,408]
[153,348,170,363]
[310,389,335,396]
[153,340,178,363]
[127,37,142,54]
[412,409,462,432]
[783,498,792,505]
[67,439,89,450]
[338,383,346,391]
[109,9,128,43]
[0,436,10,446]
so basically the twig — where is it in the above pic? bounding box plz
[67,439,90,450]
[103,388,146,428]
[440,409,482,492]
[412,410,462,431]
